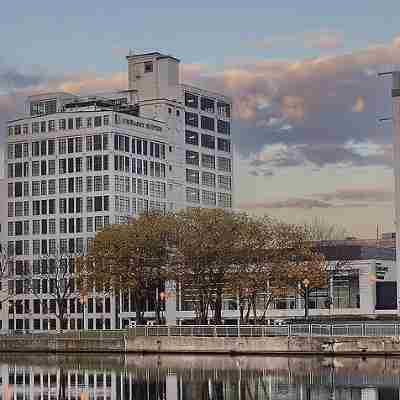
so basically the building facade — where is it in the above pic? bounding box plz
[3,52,233,331]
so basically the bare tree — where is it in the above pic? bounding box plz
[30,250,79,331]
[0,246,15,305]
[303,217,349,242]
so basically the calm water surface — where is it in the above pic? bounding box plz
[0,353,399,399]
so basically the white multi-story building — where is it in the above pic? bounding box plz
[3,52,233,331]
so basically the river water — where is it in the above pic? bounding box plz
[0,353,399,399]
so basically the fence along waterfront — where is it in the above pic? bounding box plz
[6,324,400,338]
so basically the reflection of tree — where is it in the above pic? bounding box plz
[58,367,66,400]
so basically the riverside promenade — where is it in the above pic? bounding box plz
[1,324,400,355]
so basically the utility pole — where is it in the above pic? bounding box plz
[378,71,400,315]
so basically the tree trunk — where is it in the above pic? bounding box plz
[213,289,223,325]
[304,288,309,320]
[135,294,145,325]
[58,367,66,400]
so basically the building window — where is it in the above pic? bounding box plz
[201,154,215,169]
[59,178,67,194]
[76,177,83,193]
[217,157,232,172]
[218,175,232,190]
[217,101,231,118]
[87,217,93,232]
[186,169,199,185]
[201,116,215,131]
[186,187,200,203]
[217,119,230,135]
[202,171,216,187]
[75,137,83,152]
[218,192,232,208]
[202,190,216,206]
[185,112,198,127]
[185,92,198,108]
[48,160,56,175]
[201,97,215,113]
[68,138,74,154]
[217,138,231,153]
[144,61,153,73]
[58,139,66,155]
[49,219,56,234]
[48,179,56,195]
[94,116,102,127]
[201,133,215,149]
[48,139,55,155]
[186,150,199,166]
[32,122,40,134]
[94,176,102,191]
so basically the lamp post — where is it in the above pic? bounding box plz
[303,279,310,321]
[159,291,165,324]
[79,294,87,330]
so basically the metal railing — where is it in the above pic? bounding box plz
[4,324,400,338]
[128,324,400,338]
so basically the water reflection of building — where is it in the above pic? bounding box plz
[1,361,400,400]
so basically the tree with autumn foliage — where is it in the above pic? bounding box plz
[77,212,175,325]
[271,222,327,319]
[172,208,248,325]
[226,218,327,323]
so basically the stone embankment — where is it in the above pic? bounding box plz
[1,334,400,355]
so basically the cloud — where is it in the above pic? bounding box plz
[185,35,400,164]
[315,186,394,202]
[240,198,334,210]
[248,169,274,177]
[249,141,392,170]
[0,64,45,91]
[59,72,127,94]
[254,31,344,51]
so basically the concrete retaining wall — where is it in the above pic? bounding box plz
[1,335,400,355]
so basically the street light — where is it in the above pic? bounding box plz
[79,294,87,330]
[303,279,310,321]
[159,291,166,324]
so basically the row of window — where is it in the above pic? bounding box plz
[184,92,231,118]
[185,151,232,172]
[8,176,110,198]
[8,134,165,161]
[8,195,109,217]
[186,188,232,208]
[7,187,167,218]
[9,317,112,331]
[185,112,231,135]
[114,134,167,158]
[113,156,167,178]
[8,297,112,315]
[186,169,232,190]
[115,198,166,219]
[7,238,85,256]
[8,115,109,137]
[114,176,167,198]
[59,175,110,194]
[185,130,231,151]
[8,155,169,180]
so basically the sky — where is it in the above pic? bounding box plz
[1,1,400,238]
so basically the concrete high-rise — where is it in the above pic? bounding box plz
[3,52,233,331]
